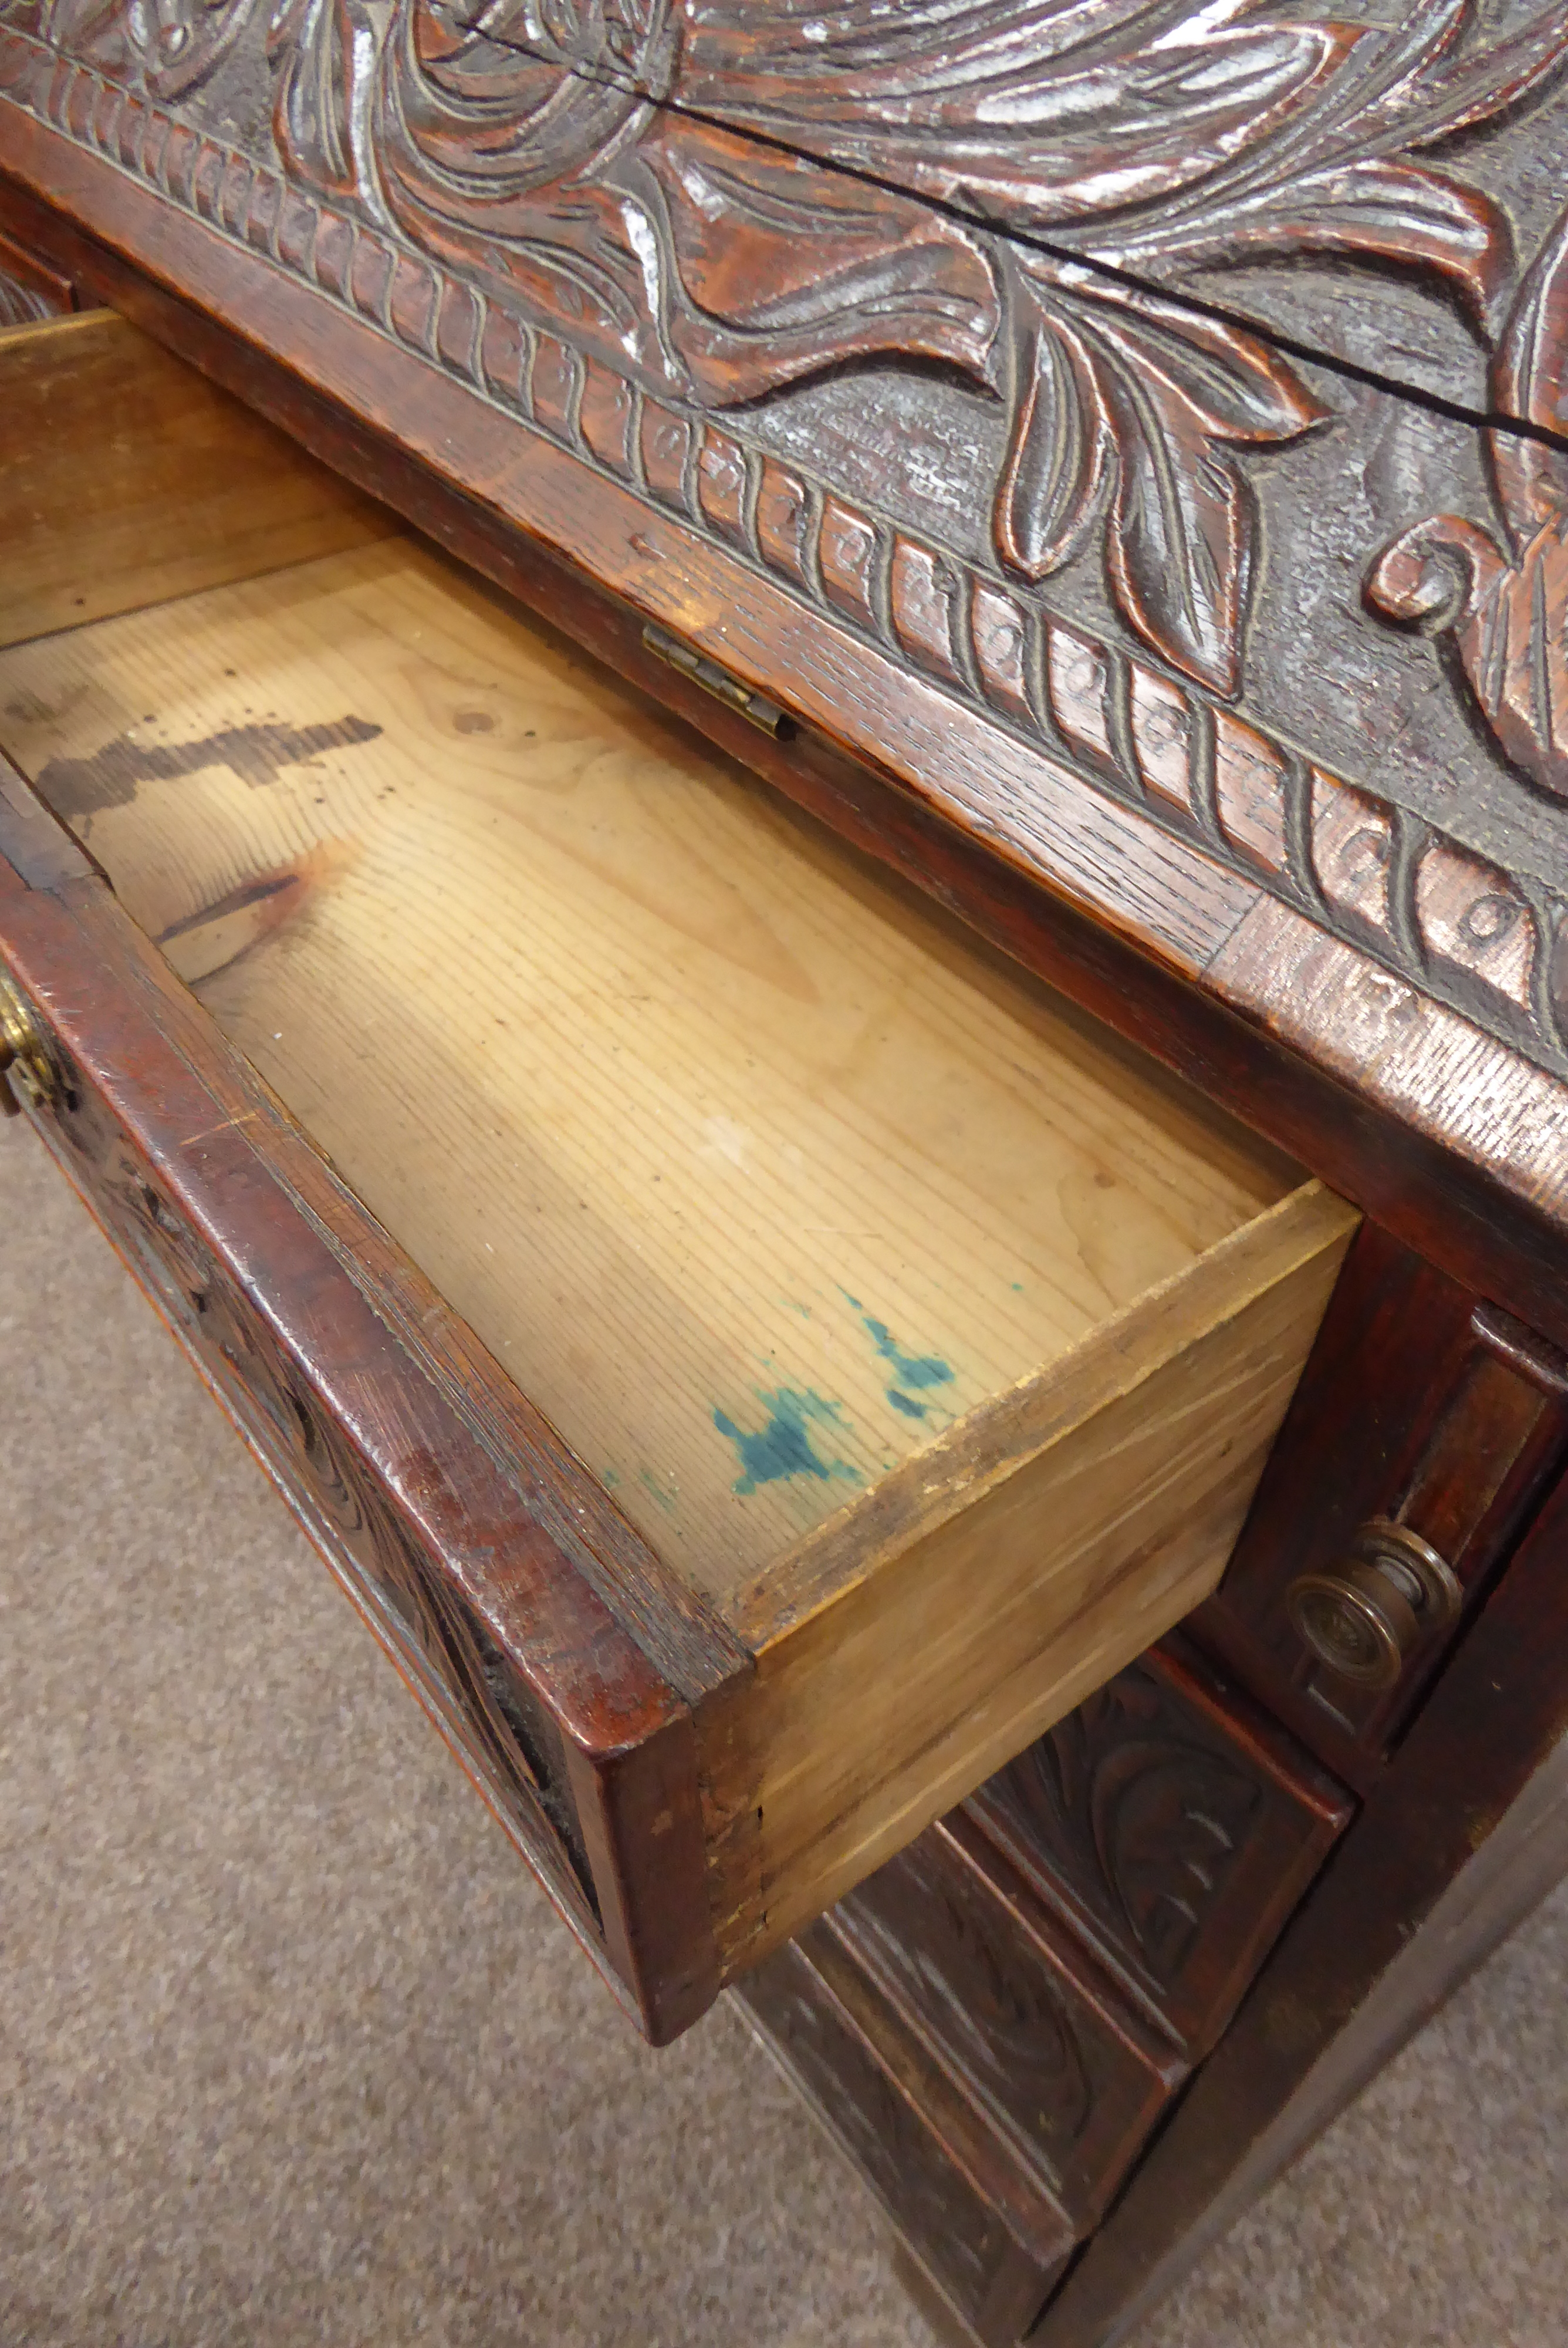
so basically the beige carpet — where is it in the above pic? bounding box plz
[2,1120,1564,2348]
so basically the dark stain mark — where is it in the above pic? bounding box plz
[887,1388,930,1422]
[454,709,494,734]
[156,870,300,944]
[713,1389,860,1497]
[35,715,383,823]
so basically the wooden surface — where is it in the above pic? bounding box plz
[0,758,742,2042]
[739,1932,1073,2346]
[1191,1220,1568,1795]
[544,5,1568,424]
[830,1816,1188,2228]
[0,308,393,647]
[0,451,1358,1967]
[4,185,1567,1370]
[968,1641,1353,2061]
[0,219,73,321]
[1033,1449,1568,2347]
[0,528,1329,1610]
[5,21,1568,1125]
[721,1196,1353,1960]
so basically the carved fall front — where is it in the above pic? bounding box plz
[5,0,1567,1072]
[18,0,1568,703]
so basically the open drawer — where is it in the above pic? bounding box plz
[0,311,1358,2040]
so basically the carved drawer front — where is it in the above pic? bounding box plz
[1,307,1361,2038]
[829,1817,1187,2229]
[965,1642,1352,2056]
[737,1935,1072,2348]
[1194,1223,1568,1787]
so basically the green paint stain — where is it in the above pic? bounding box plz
[601,1467,620,1489]
[1011,1281,1024,1292]
[713,1389,860,1496]
[638,1468,677,1516]
[840,1290,955,1404]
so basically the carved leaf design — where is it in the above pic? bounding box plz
[1368,197,1568,805]
[999,258,1326,691]
[671,1,1568,337]
[404,0,1564,690]
[995,1673,1262,1988]
[38,0,251,95]
[31,0,1568,700]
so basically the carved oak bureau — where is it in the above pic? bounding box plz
[4,4,1568,2340]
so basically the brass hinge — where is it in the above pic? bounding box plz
[642,623,790,738]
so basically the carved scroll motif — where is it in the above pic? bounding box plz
[1370,200,1568,811]
[2,5,1566,1070]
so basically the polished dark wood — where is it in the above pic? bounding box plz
[0,218,74,316]
[0,751,743,2045]
[829,1817,1187,2230]
[4,182,1568,1381]
[4,7,1568,2337]
[739,1932,1073,2347]
[966,1641,1351,2059]
[515,3,1568,436]
[1033,1450,1568,2346]
[1193,1220,1568,1793]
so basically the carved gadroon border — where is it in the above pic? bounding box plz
[1,23,1564,1077]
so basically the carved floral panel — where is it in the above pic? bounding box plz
[967,1651,1350,2054]
[18,0,1568,706]
[2,0,1567,1074]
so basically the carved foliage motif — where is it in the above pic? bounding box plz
[975,1662,1263,1999]
[21,0,1568,701]
[2,5,1566,1073]
[834,1834,1096,2176]
[741,1944,1023,2323]
[79,1123,602,1926]
[1370,197,1568,810]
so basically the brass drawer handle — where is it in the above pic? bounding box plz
[1287,1519,1462,1690]
[0,970,60,1116]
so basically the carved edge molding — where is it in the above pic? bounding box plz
[2,23,1564,1079]
[0,250,50,316]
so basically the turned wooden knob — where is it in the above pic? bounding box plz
[1287,1520,1463,1691]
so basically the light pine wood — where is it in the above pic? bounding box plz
[709,1193,1355,1964]
[0,535,1310,1608]
[0,513,1357,1968]
[0,311,395,649]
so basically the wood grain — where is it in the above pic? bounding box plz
[0,309,394,648]
[719,1195,1354,1965]
[0,534,1309,1614]
[0,520,1356,1978]
[0,774,739,2042]
[6,153,1566,1371]
[738,1932,1072,2345]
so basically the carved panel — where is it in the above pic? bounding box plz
[737,1937,1070,2345]
[58,1092,604,1934]
[2,2,1567,1079]
[830,1820,1185,2223]
[1369,195,1568,813]
[966,1648,1350,2056]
